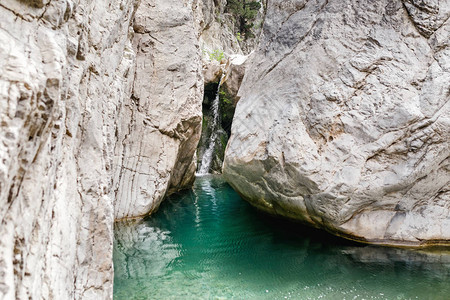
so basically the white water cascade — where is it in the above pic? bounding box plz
[197,72,226,175]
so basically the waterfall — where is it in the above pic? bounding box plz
[197,72,226,175]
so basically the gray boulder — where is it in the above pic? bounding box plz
[224,0,450,247]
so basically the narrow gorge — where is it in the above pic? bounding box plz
[1,0,449,299]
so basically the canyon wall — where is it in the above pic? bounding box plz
[113,0,203,219]
[224,0,450,247]
[0,0,204,298]
[0,0,138,298]
[4,0,448,299]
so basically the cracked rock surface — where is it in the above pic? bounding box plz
[0,0,202,298]
[113,0,203,219]
[224,0,450,247]
[0,0,138,298]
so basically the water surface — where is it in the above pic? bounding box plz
[114,175,450,299]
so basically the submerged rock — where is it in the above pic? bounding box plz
[224,0,450,247]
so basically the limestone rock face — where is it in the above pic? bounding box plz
[193,0,243,56]
[0,0,203,298]
[224,0,450,247]
[0,0,138,298]
[223,55,248,103]
[113,0,203,219]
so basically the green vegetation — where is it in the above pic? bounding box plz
[219,131,228,153]
[236,32,244,42]
[219,87,236,137]
[198,82,235,173]
[203,49,225,62]
[226,0,262,39]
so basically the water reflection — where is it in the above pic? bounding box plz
[343,246,450,279]
[114,176,450,299]
[114,221,181,279]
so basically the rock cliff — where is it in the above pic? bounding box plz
[0,0,139,298]
[0,0,203,298]
[113,0,203,219]
[224,0,450,247]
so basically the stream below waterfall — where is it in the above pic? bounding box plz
[113,176,450,299]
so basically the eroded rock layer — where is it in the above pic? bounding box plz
[0,0,138,298]
[0,0,203,298]
[224,0,450,247]
[113,0,203,219]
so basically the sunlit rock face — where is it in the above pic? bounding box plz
[0,0,203,298]
[224,0,450,247]
[0,0,138,298]
[113,0,203,219]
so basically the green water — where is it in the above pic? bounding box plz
[114,176,450,299]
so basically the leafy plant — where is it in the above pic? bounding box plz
[226,0,262,38]
[207,49,225,62]
[219,88,236,137]
[236,32,243,42]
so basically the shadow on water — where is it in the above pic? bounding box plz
[114,175,450,300]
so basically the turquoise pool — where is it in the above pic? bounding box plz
[114,175,450,299]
